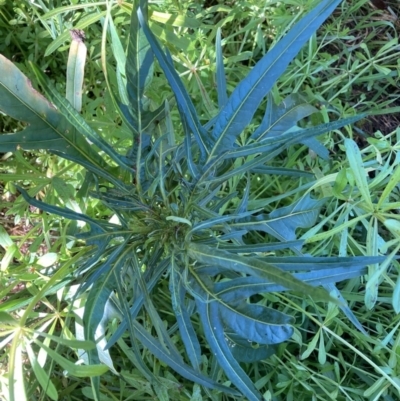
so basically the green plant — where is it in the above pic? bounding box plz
[0,0,385,400]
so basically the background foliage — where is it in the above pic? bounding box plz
[1,0,400,400]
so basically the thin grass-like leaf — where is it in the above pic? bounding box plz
[216,28,228,109]
[32,339,108,377]
[25,342,58,401]
[345,138,373,210]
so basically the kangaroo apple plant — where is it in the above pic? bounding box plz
[0,0,381,400]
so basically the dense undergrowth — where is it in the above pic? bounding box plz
[1,0,400,400]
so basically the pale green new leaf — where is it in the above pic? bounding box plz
[66,29,87,112]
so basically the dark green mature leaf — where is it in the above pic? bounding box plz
[137,7,211,162]
[223,114,365,160]
[196,296,263,401]
[83,267,117,401]
[219,301,294,345]
[231,194,324,245]
[124,0,168,168]
[226,332,277,362]
[213,266,371,302]
[120,311,241,396]
[250,93,330,159]
[251,93,317,141]
[208,0,343,158]
[188,243,338,303]
[170,260,202,370]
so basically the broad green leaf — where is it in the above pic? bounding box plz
[122,317,240,395]
[226,332,277,363]
[208,0,343,158]
[66,29,87,112]
[377,163,400,208]
[224,115,364,160]
[301,330,320,359]
[36,252,58,268]
[9,341,27,401]
[217,240,304,253]
[212,265,371,302]
[0,311,19,326]
[219,301,294,345]
[0,226,13,248]
[126,0,155,133]
[393,275,400,314]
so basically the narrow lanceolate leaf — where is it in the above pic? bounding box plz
[126,318,240,396]
[195,296,263,401]
[137,7,210,161]
[126,0,153,132]
[170,262,202,370]
[208,0,342,158]
[188,243,338,303]
[82,247,129,400]
[66,29,87,112]
[0,55,117,175]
